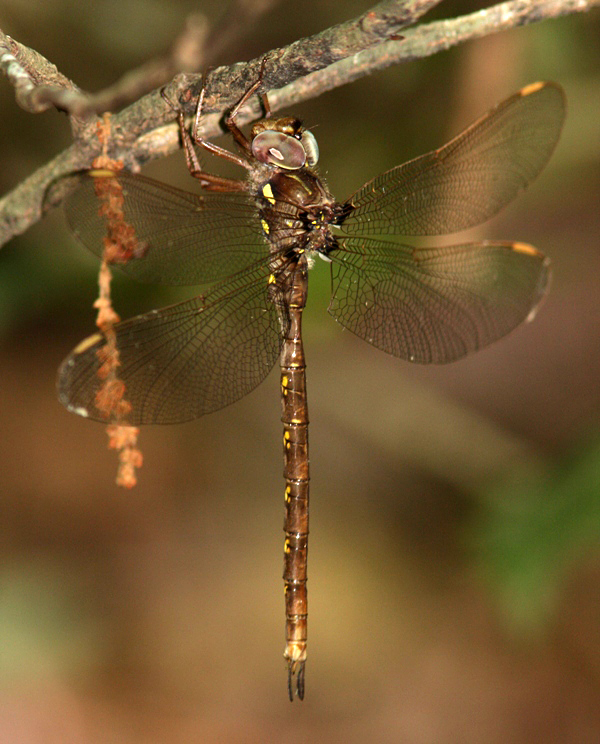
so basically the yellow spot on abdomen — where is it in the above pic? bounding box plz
[261,218,270,234]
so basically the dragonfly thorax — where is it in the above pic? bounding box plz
[253,166,339,260]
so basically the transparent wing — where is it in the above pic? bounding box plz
[64,170,267,285]
[342,82,565,236]
[328,237,550,363]
[58,263,287,424]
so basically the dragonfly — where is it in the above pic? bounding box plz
[57,70,565,700]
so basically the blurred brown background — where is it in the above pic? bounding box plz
[1,1,599,742]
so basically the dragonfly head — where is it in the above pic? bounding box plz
[250,117,319,170]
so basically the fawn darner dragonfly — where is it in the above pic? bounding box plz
[58,74,565,700]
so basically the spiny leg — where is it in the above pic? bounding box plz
[189,70,253,168]
[189,54,272,163]
[160,86,247,191]
[161,56,275,188]
[223,54,272,151]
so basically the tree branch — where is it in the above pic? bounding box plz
[0,0,283,119]
[0,0,597,250]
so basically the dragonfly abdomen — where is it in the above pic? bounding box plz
[280,258,310,700]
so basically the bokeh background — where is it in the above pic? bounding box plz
[1,1,599,742]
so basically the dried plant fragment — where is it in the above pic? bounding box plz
[90,115,143,487]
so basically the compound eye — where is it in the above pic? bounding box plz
[301,130,319,166]
[252,130,306,169]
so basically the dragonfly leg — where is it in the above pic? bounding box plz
[158,89,247,191]
[161,55,275,189]
[160,87,249,191]
[224,54,272,153]
[180,110,249,191]
[190,76,253,168]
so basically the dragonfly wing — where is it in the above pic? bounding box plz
[342,82,565,236]
[64,170,267,285]
[328,237,550,363]
[58,265,286,424]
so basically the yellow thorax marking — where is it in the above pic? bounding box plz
[262,183,276,204]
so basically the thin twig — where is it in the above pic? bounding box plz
[0,1,282,119]
[0,0,598,250]
[261,0,600,113]
[165,0,443,115]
